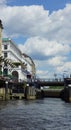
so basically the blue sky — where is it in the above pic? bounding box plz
[7,0,71,11]
[0,0,71,79]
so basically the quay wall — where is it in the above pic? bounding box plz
[36,89,63,98]
[60,87,71,102]
[43,89,62,98]
[60,78,71,102]
[36,87,71,103]
[0,79,36,100]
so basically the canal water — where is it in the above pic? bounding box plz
[0,98,71,130]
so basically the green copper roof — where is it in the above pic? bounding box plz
[2,38,10,42]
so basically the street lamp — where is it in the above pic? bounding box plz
[54,73,57,81]
[63,70,69,79]
[5,81,8,100]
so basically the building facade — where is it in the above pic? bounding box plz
[0,20,3,57]
[2,38,36,82]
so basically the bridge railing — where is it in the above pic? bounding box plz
[35,78,64,82]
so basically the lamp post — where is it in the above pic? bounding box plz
[63,70,69,80]
[5,81,8,100]
[54,73,57,81]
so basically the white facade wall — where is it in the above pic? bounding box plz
[22,55,32,75]
[2,38,29,81]
[27,64,32,74]
[11,67,27,82]
[9,41,22,61]
[2,39,22,62]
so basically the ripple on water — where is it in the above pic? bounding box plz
[0,98,71,130]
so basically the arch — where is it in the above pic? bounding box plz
[12,71,18,82]
[3,68,8,76]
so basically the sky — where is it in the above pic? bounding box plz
[0,0,71,79]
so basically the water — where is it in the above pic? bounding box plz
[0,98,71,130]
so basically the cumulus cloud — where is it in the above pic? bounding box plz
[48,56,66,66]
[18,37,70,59]
[0,3,71,43]
[0,0,7,6]
[0,2,71,78]
[56,62,71,74]
[48,4,71,44]
[36,70,49,78]
[0,5,49,37]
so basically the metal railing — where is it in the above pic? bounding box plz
[35,78,64,82]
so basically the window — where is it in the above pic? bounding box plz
[4,62,7,67]
[3,68,8,76]
[4,52,7,58]
[4,45,8,50]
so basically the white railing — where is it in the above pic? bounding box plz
[35,78,64,82]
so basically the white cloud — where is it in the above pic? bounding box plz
[0,5,49,37]
[0,3,71,78]
[36,70,49,78]
[48,56,66,66]
[56,62,71,74]
[0,0,7,6]
[47,4,71,44]
[18,37,70,60]
[0,3,71,44]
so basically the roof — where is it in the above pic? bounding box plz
[2,38,22,54]
[2,38,11,42]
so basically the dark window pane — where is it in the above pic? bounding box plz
[4,53,7,58]
[4,45,8,49]
[3,68,8,76]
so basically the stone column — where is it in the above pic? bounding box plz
[69,85,71,102]
[5,81,8,100]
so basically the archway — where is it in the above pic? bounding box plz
[12,71,18,82]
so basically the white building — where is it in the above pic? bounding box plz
[22,53,36,79]
[2,38,36,82]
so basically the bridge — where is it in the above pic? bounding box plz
[35,78,64,86]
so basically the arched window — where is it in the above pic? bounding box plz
[3,68,8,76]
[12,71,18,82]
